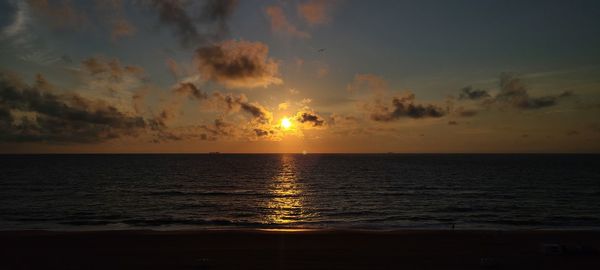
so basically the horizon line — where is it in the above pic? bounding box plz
[0,152,599,155]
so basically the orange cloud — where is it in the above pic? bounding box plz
[297,0,335,25]
[264,5,310,39]
[165,58,182,79]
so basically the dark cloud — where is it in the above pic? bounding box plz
[456,73,575,113]
[195,40,282,88]
[211,92,272,124]
[240,103,270,123]
[148,0,238,47]
[350,74,446,122]
[151,88,275,142]
[253,128,269,137]
[198,118,274,141]
[198,118,236,141]
[495,73,574,110]
[0,72,146,143]
[458,86,490,100]
[296,111,325,127]
[173,82,207,100]
[370,93,446,122]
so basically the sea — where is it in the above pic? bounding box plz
[1,154,599,231]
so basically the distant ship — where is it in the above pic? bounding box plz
[208,152,221,154]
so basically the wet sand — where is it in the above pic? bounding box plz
[0,229,599,269]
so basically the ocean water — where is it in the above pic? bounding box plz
[1,154,599,230]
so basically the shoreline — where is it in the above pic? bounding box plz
[1,229,599,269]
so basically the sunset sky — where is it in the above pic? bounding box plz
[1,0,599,153]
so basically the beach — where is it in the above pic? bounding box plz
[1,230,598,269]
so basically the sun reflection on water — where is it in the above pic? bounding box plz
[263,155,310,225]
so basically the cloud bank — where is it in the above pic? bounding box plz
[0,72,146,143]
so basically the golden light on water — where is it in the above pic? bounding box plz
[264,155,311,225]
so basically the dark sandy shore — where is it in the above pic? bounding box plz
[0,229,599,269]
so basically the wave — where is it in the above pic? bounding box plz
[146,189,261,197]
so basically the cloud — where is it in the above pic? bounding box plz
[211,92,272,124]
[347,74,388,94]
[151,84,279,142]
[0,72,147,143]
[132,88,147,114]
[82,57,144,81]
[2,0,30,38]
[27,0,88,29]
[458,86,490,100]
[369,93,446,122]
[204,93,281,141]
[455,107,478,117]
[278,102,289,110]
[198,118,237,141]
[78,57,147,116]
[264,5,310,39]
[349,74,446,122]
[173,82,206,100]
[94,0,138,41]
[298,98,312,106]
[316,64,329,78]
[148,0,238,47]
[19,49,62,66]
[111,18,136,40]
[253,128,271,137]
[297,0,336,25]
[329,114,358,126]
[154,82,208,127]
[492,73,574,110]
[165,58,182,79]
[455,73,576,115]
[295,108,325,127]
[195,40,283,88]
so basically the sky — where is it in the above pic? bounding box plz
[0,0,599,153]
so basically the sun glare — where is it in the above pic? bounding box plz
[281,117,292,130]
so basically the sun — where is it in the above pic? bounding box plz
[281,117,292,130]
